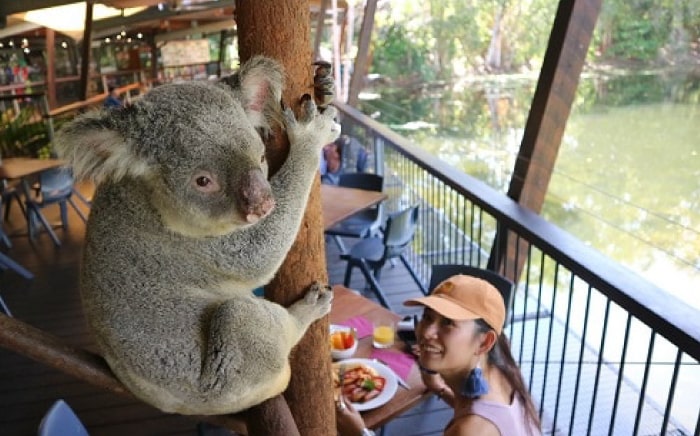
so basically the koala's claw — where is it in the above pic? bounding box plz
[300,93,313,104]
[299,94,317,123]
[292,281,333,321]
[304,281,332,304]
[282,106,297,127]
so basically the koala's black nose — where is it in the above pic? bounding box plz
[237,169,275,223]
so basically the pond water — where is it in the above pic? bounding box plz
[359,71,700,309]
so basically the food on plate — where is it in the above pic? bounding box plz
[330,330,356,350]
[333,362,386,403]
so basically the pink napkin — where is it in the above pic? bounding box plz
[370,348,416,381]
[338,316,373,339]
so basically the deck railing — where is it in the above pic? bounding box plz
[335,101,700,436]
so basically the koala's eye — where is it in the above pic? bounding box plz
[191,171,221,194]
[196,176,211,186]
[260,154,266,164]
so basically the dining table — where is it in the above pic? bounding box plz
[329,285,430,429]
[320,184,388,230]
[0,157,67,180]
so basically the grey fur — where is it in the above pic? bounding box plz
[54,56,340,415]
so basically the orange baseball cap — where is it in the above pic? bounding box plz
[404,275,505,335]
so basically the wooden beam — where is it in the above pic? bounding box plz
[148,35,158,84]
[45,28,57,109]
[489,0,603,277]
[217,29,226,78]
[78,1,93,101]
[91,0,235,36]
[346,0,377,107]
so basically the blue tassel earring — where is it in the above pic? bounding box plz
[461,364,489,398]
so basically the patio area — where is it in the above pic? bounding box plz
[1,180,693,435]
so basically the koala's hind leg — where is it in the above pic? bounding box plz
[195,285,331,413]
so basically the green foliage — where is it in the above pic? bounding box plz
[371,23,435,82]
[371,0,699,78]
[0,107,52,158]
[609,19,670,61]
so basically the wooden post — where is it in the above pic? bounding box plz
[489,0,603,279]
[313,0,329,60]
[45,28,57,109]
[78,0,94,101]
[236,1,335,435]
[346,0,377,107]
[217,29,226,78]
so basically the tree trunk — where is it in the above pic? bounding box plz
[236,1,335,435]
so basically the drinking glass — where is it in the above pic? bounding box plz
[372,320,395,348]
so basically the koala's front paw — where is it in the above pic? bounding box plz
[290,281,333,323]
[283,96,340,154]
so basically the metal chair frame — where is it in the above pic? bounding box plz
[341,204,422,308]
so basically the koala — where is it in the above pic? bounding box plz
[54,56,340,415]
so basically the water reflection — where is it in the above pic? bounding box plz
[360,71,700,307]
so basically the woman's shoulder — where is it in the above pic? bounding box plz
[445,413,500,436]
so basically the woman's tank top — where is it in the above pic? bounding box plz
[445,393,541,436]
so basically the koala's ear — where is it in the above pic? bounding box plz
[54,110,150,184]
[220,56,284,131]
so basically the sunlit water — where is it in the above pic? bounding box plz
[361,72,700,431]
[361,72,700,309]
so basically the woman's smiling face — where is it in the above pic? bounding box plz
[416,308,483,377]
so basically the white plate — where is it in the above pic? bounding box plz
[334,357,399,411]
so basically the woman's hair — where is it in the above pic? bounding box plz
[474,318,541,433]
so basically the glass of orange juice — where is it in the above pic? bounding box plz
[372,320,395,348]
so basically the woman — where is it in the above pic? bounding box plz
[336,274,541,436]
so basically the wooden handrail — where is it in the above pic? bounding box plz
[0,313,299,435]
[49,83,143,117]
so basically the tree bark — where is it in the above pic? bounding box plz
[236,1,335,435]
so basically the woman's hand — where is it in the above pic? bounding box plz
[420,371,455,406]
[335,395,366,436]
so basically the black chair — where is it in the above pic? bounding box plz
[0,290,11,316]
[2,179,25,226]
[0,186,15,248]
[341,204,423,308]
[26,167,89,246]
[429,264,515,326]
[325,173,385,253]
